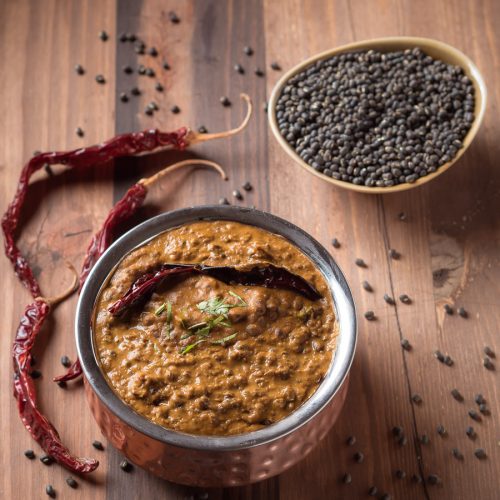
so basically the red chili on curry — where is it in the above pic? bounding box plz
[93,220,338,436]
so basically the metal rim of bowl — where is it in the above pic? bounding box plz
[76,205,357,451]
[268,36,487,194]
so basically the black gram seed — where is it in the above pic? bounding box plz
[479,404,490,415]
[255,68,265,77]
[346,435,356,446]
[131,87,141,96]
[355,258,367,268]
[126,33,136,42]
[263,101,268,113]
[242,181,253,191]
[411,393,422,404]
[458,307,468,318]
[383,294,396,305]
[154,82,164,92]
[398,435,407,446]
[218,197,230,205]
[148,47,158,57]
[168,11,180,23]
[138,65,146,75]
[92,440,104,451]
[469,410,481,422]
[198,126,208,134]
[401,338,412,351]
[368,486,378,496]
[483,357,495,370]
[398,212,407,221]
[395,469,406,479]
[436,424,446,436]
[380,495,391,500]
[45,484,56,498]
[149,102,159,111]
[24,449,35,459]
[145,108,153,116]
[120,459,133,472]
[412,474,423,484]
[145,68,155,78]
[466,426,476,439]
[232,190,243,200]
[171,105,181,114]
[474,448,487,459]
[31,369,42,379]
[452,448,464,460]
[389,249,400,260]
[362,280,373,292]
[40,455,53,465]
[427,474,441,486]
[95,74,105,84]
[392,426,404,438]
[220,96,231,107]
[57,381,66,388]
[243,46,253,56]
[353,451,364,463]
[66,477,78,489]
[99,30,108,42]
[331,238,341,249]
[76,127,84,138]
[123,65,133,75]
[419,434,429,445]
[271,61,282,71]
[134,41,145,55]
[120,92,129,103]
[434,350,445,363]
[475,394,486,405]
[342,473,352,484]
[399,294,411,304]
[444,355,454,367]
[234,64,245,74]
[74,64,85,75]
[484,346,495,358]
[364,310,376,321]
[119,32,127,42]
[451,389,464,402]
[162,61,171,70]
[444,304,454,315]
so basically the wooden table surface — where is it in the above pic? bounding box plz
[1,0,499,499]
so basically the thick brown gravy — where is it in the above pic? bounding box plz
[94,220,338,436]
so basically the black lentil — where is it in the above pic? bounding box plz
[120,92,129,103]
[198,126,208,134]
[434,350,445,363]
[475,394,486,405]
[368,486,378,496]
[479,403,490,415]
[131,87,141,96]
[452,448,464,460]
[427,474,441,486]
[57,380,66,388]
[24,449,35,459]
[275,48,475,187]
[148,47,158,57]
[419,434,430,444]
[45,484,56,498]
[436,424,446,436]
[120,459,133,472]
[399,294,411,304]
[168,11,180,23]
[465,426,476,439]
[364,310,376,321]
[66,477,78,489]
[483,346,495,358]
[145,68,155,78]
[444,355,454,367]
[155,82,164,92]
[145,107,154,116]
[220,96,231,107]
[401,338,412,351]
[346,435,356,446]
[126,33,137,42]
[444,304,454,315]
[362,280,373,292]
[242,181,253,191]
[383,294,395,305]
[255,68,265,77]
[95,74,105,84]
[134,42,145,55]
[398,212,407,221]
[483,357,495,370]
[395,469,406,479]
[342,472,352,484]
[398,435,408,446]
[331,238,341,249]
[243,46,253,56]
[234,64,245,74]
[123,65,133,74]
[31,369,42,379]
[98,30,108,42]
[218,197,230,205]
[451,388,463,402]
[354,258,366,268]
[76,127,84,138]
[380,495,391,500]
[474,448,487,459]
[149,102,159,111]
[271,61,282,71]
[92,440,104,450]
[74,64,85,75]
[458,306,468,318]
[119,32,127,42]
[40,455,53,465]
[162,61,171,70]
[171,105,180,114]
[353,451,364,463]
[469,410,481,422]
[388,249,400,260]
[412,474,423,484]
[263,101,268,113]
[411,393,422,404]
[392,426,404,438]
[231,190,242,200]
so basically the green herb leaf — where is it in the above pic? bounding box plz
[155,303,167,316]
[228,290,247,306]
[197,293,247,318]
[211,332,238,345]
[165,301,173,337]
[180,338,206,355]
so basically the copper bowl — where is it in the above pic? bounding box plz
[76,205,357,487]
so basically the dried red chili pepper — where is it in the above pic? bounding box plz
[13,266,98,473]
[108,263,322,316]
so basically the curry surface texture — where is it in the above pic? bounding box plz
[94,220,338,436]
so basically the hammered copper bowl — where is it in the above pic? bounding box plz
[76,205,357,487]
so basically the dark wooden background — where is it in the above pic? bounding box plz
[1,0,499,499]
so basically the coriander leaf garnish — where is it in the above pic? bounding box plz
[228,290,247,306]
[211,332,238,345]
[155,303,167,316]
[180,338,206,355]
[166,301,173,337]
[197,292,247,318]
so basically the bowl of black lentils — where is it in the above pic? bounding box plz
[268,37,486,193]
